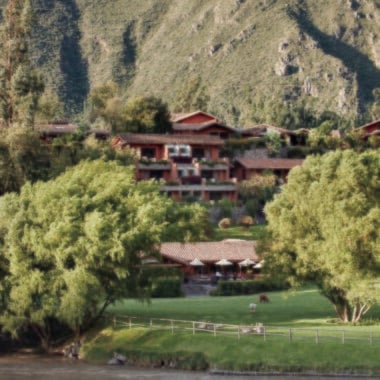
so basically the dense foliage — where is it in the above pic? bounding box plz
[0,159,212,349]
[0,0,44,127]
[265,150,380,322]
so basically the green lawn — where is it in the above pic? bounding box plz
[82,288,380,374]
[213,224,267,241]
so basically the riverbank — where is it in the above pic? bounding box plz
[80,326,380,376]
[79,290,380,376]
[4,355,376,380]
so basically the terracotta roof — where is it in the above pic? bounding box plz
[354,119,380,131]
[235,158,304,170]
[170,111,219,123]
[115,133,224,146]
[172,121,237,133]
[160,239,258,265]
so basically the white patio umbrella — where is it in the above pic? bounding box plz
[254,260,265,269]
[189,258,204,266]
[215,258,233,266]
[238,258,255,267]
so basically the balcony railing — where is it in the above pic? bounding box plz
[180,175,202,185]
[171,156,193,164]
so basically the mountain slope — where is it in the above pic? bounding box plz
[2,0,380,125]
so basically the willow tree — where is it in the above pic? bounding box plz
[0,0,44,128]
[265,150,380,323]
[0,159,211,349]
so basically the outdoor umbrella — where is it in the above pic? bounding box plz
[215,258,233,266]
[215,258,233,276]
[189,258,204,266]
[190,258,204,275]
[254,260,265,269]
[238,258,255,267]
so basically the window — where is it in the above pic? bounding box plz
[141,147,155,158]
[193,148,204,158]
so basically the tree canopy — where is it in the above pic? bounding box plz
[0,159,211,349]
[87,83,172,134]
[265,150,380,323]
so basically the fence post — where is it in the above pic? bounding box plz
[129,317,132,329]
[289,328,292,342]
[315,329,319,344]
[214,324,216,337]
[171,320,174,335]
[263,326,266,342]
[150,319,153,329]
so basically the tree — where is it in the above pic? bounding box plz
[237,173,277,218]
[86,81,123,129]
[0,159,211,349]
[367,87,380,120]
[35,90,65,123]
[87,85,172,134]
[122,96,172,134]
[265,130,282,156]
[0,0,44,128]
[0,135,20,194]
[265,150,380,323]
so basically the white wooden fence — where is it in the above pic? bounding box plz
[107,315,380,346]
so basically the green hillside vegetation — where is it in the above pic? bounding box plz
[2,0,380,124]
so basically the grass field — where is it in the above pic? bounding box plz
[213,224,267,241]
[82,287,380,374]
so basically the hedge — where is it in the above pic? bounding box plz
[151,277,184,298]
[209,277,289,296]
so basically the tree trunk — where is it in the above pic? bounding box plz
[351,300,371,323]
[30,322,51,352]
[320,286,352,322]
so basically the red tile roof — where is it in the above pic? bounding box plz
[160,239,258,265]
[354,119,380,131]
[235,158,304,170]
[172,121,236,133]
[115,133,224,146]
[170,111,219,123]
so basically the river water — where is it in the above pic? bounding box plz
[0,355,377,380]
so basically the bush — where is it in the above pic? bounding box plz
[210,278,289,296]
[238,215,255,228]
[218,217,231,229]
[151,278,184,298]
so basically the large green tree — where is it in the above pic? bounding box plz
[0,159,211,349]
[0,0,44,128]
[265,150,380,323]
[122,96,172,134]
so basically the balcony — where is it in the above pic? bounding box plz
[138,159,171,170]
[181,175,202,185]
[171,156,192,164]
[162,178,237,192]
